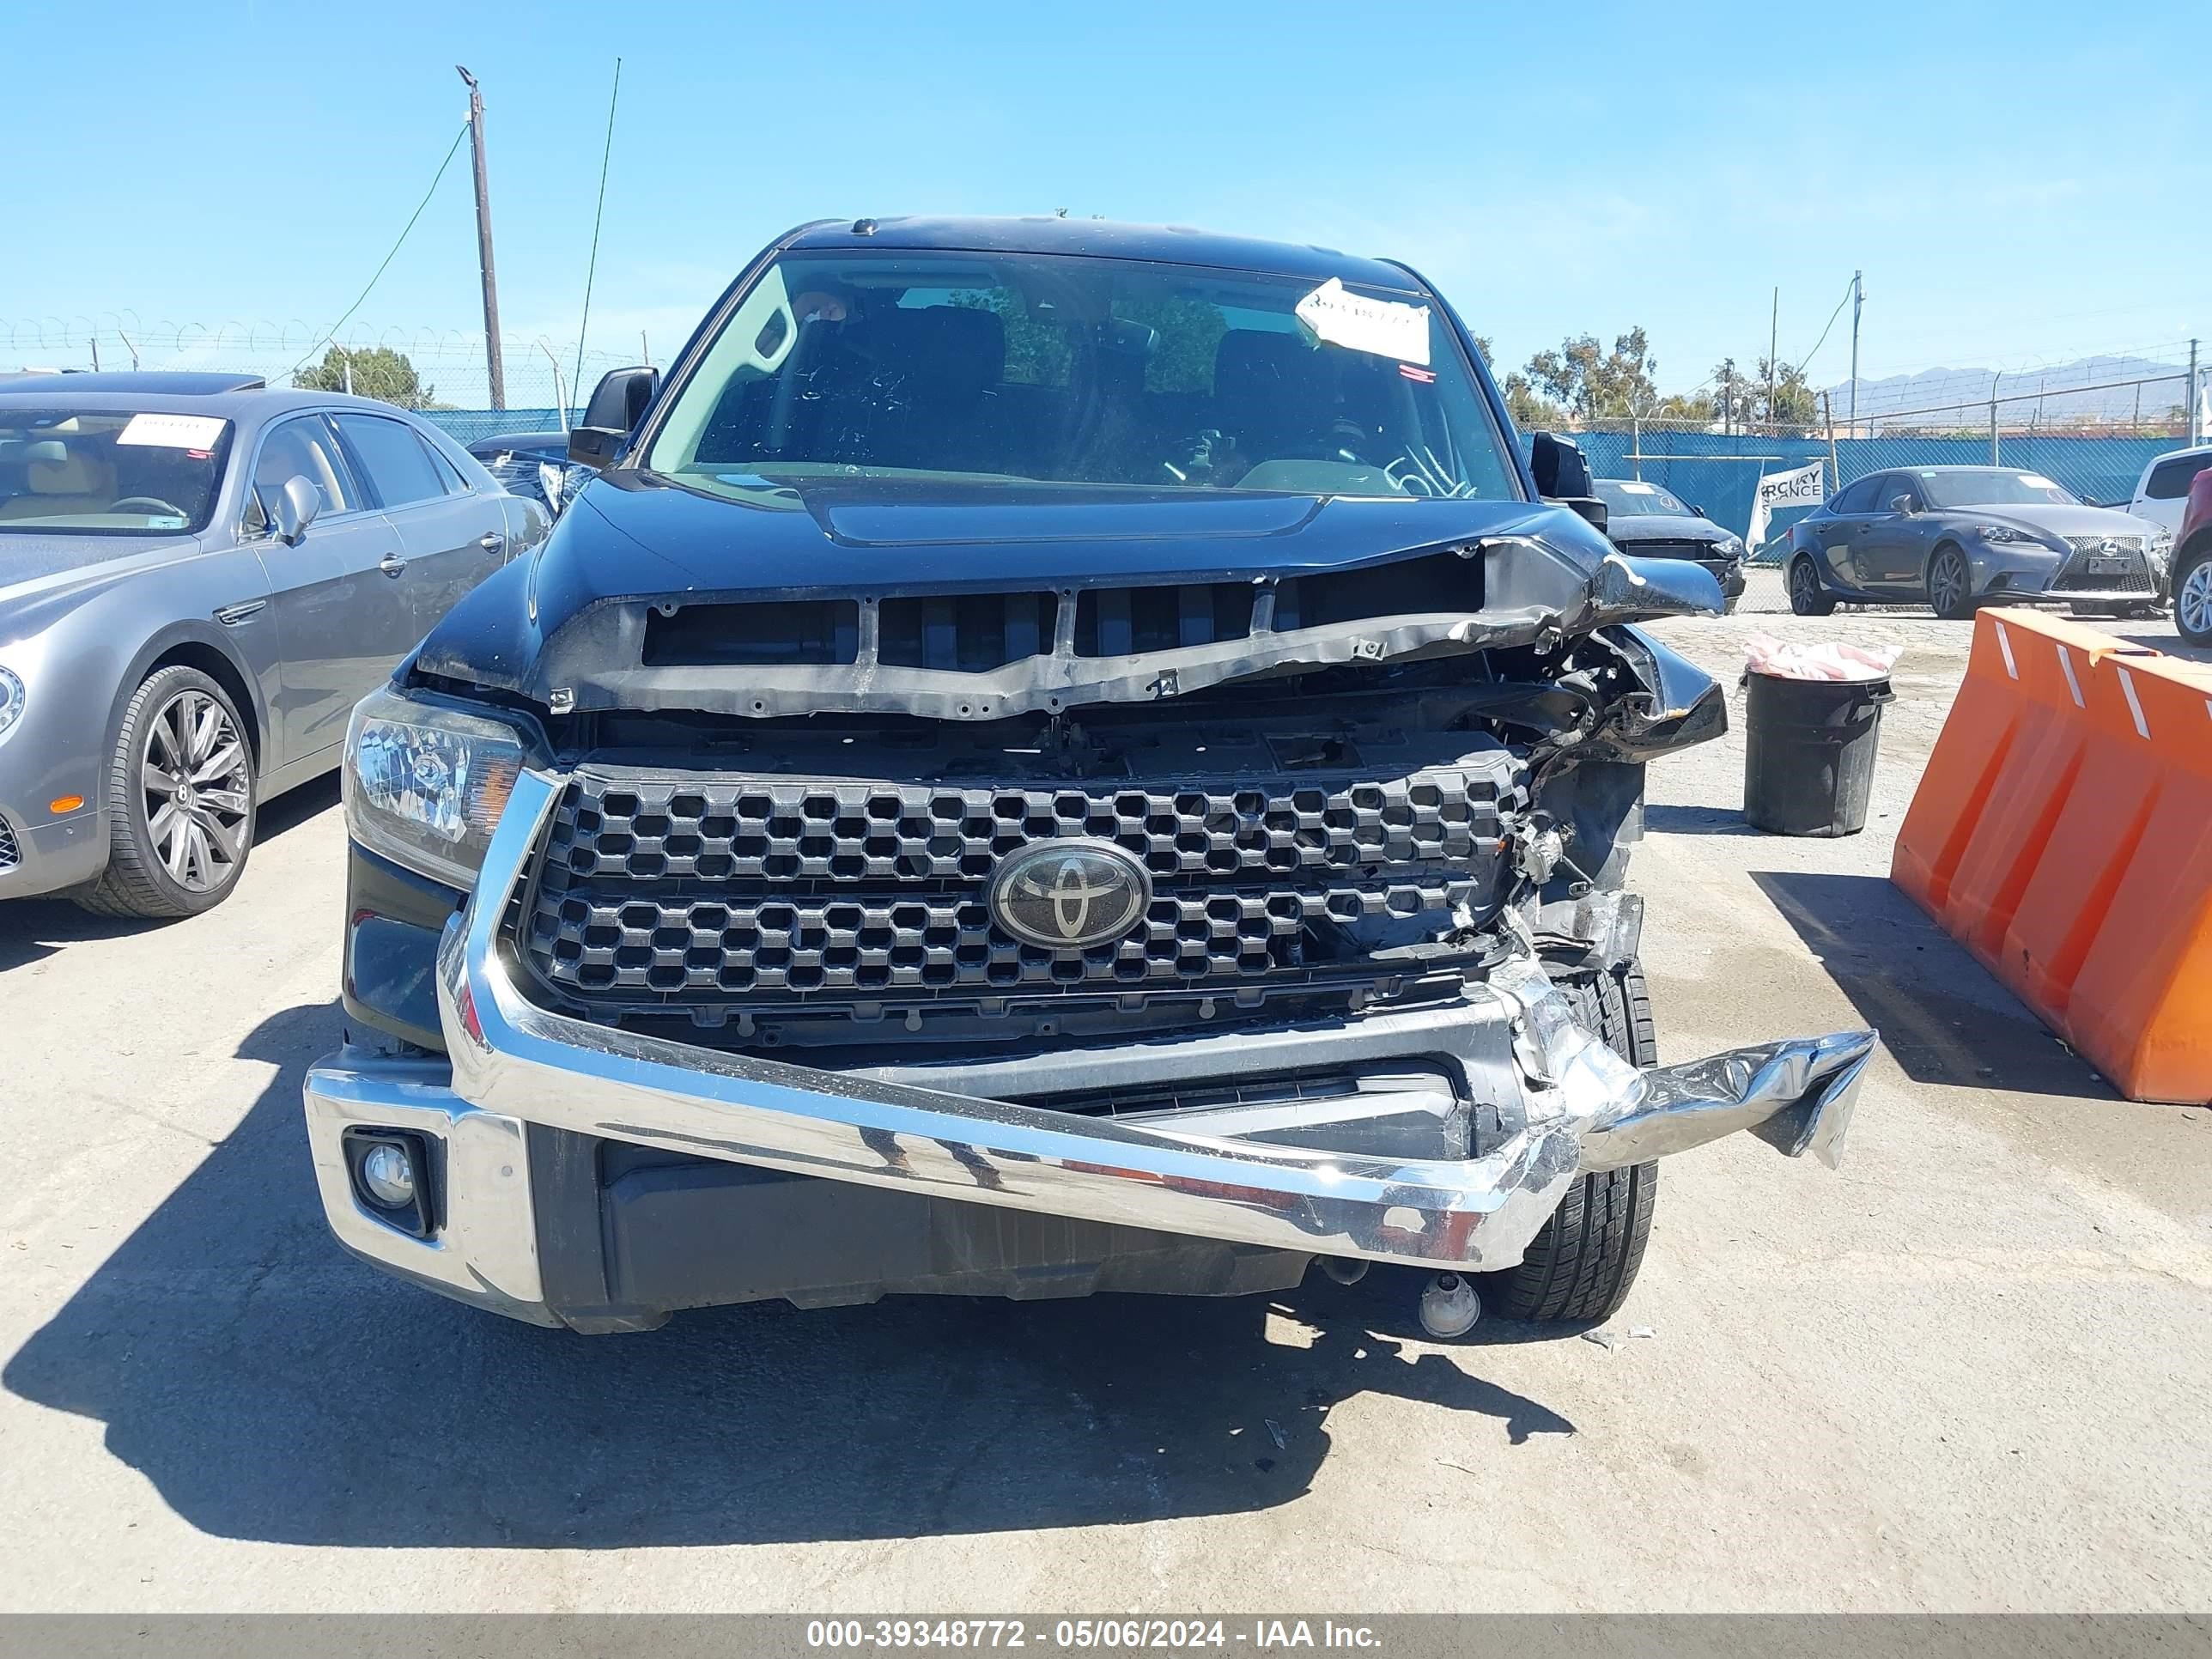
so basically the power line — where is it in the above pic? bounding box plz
[572,58,623,420]
[1796,278,1854,374]
[290,123,471,380]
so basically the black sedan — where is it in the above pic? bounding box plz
[465,429,591,514]
[1591,479,1747,611]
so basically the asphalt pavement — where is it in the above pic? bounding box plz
[2,579,2207,1612]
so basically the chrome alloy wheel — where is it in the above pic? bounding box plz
[2179,558,2212,641]
[142,688,251,892]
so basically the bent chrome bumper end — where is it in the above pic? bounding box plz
[303,771,1879,1325]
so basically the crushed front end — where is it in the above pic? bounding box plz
[308,533,1875,1334]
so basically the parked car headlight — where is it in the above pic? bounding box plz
[1715,535,1746,558]
[343,684,544,888]
[0,665,22,743]
[2147,530,2173,577]
[1973,524,2039,545]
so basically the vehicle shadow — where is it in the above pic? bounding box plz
[3,1001,1575,1548]
[0,777,338,972]
[1752,870,2118,1102]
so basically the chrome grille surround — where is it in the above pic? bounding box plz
[521,768,1510,1007]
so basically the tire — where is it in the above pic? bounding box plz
[73,665,257,920]
[2176,548,2212,647]
[1481,960,1660,1325]
[1927,544,1976,621]
[1788,556,1836,617]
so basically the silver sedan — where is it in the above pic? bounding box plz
[0,371,547,917]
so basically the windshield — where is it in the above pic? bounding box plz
[0,408,231,533]
[1593,479,1693,517]
[646,251,1519,501]
[1917,469,2078,508]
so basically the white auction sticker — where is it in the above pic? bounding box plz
[116,413,228,450]
[1293,278,1431,366]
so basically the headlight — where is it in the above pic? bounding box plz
[343,684,543,888]
[1973,524,2038,545]
[2148,530,2173,573]
[1715,535,1746,558]
[0,665,22,743]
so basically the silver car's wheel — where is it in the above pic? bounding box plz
[74,665,258,921]
[2178,554,2212,647]
[142,688,251,891]
[1928,545,1974,621]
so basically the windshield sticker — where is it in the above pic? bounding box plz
[1294,279,1431,365]
[2019,473,2058,489]
[116,413,227,450]
[1620,481,1657,493]
[1398,363,1437,384]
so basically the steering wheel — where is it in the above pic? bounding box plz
[107,496,188,519]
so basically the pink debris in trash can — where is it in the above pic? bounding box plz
[1744,635,1900,682]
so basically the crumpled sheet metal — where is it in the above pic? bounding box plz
[1492,951,1876,1176]
[1577,1031,1878,1172]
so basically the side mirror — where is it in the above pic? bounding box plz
[568,365,660,470]
[1530,431,1593,498]
[1889,494,1914,515]
[271,474,320,544]
[1693,503,1709,519]
[1529,430,1606,530]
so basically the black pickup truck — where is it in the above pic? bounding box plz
[307,216,1872,1337]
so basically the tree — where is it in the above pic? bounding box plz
[1523,327,1661,418]
[1755,356,1818,426]
[1473,336,1565,428]
[294,345,432,409]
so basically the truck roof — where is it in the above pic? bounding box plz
[781,215,1426,294]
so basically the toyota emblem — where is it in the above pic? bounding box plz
[987,838,1152,950]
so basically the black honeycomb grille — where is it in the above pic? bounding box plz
[521,769,1509,1006]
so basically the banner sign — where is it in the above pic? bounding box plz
[1747,460,1827,551]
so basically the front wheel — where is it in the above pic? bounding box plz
[1927,544,1976,620]
[1788,556,1836,616]
[2176,550,2212,647]
[73,665,257,920]
[1480,961,1660,1325]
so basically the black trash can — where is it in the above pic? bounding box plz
[1741,671,1895,836]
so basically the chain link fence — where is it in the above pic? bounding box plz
[1557,362,2202,560]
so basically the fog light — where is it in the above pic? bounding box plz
[359,1143,416,1207]
[343,1128,435,1237]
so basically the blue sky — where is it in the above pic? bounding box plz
[8,0,2208,399]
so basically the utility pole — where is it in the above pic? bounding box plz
[1848,270,1863,436]
[457,65,507,410]
[1767,287,1778,428]
[2191,338,2202,444]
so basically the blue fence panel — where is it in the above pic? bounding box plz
[1548,429,2172,560]
[419,408,578,446]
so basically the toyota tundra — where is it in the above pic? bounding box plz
[305,216,1875,1337]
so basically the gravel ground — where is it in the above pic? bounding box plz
[1,593,2206,1613]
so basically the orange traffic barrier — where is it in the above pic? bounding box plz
[1893,608,2212,1104]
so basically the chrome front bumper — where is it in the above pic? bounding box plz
[304,770,1877,1327]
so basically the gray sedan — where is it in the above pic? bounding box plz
[1784,465,2173,619]
[0,371,547,917]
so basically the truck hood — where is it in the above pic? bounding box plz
[411,470,1699,720]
